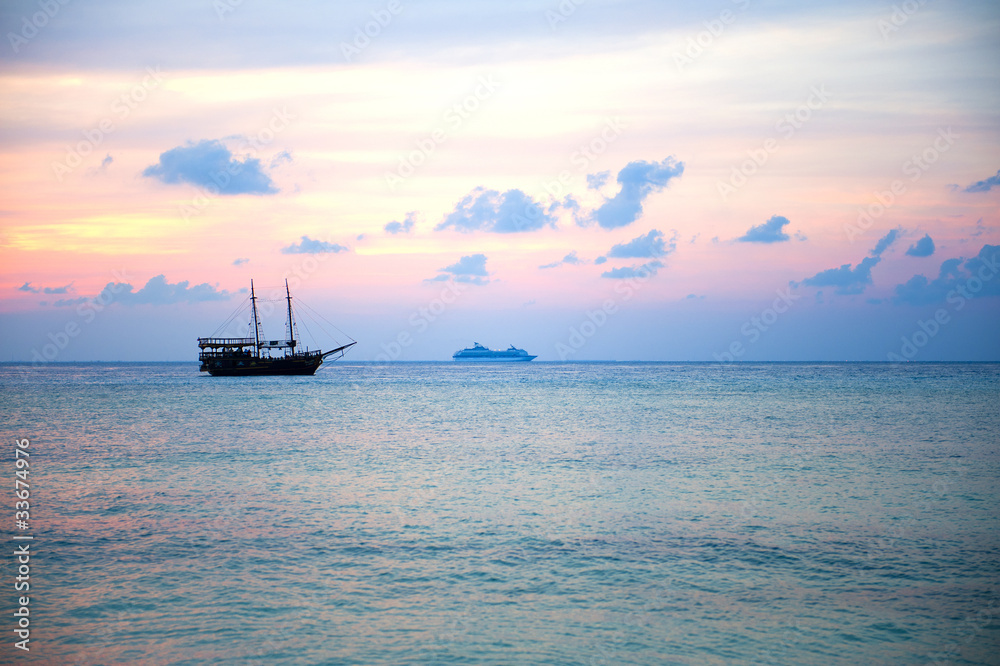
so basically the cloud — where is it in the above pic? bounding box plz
[893,244,1000,306]
[0,0,907,73]
[601,260,663,279]
[269,150,293,169]
[429,253,490,284]
[443,254,488,276]
[385,211,417,234]
[18,281,73,294]
[436,188,556,233]
[52,297,89,307]
[588,157,684,229]
[539,251,582,269]
[142,139,278,195]
[121,275,233,304]
[87,154,114,177]
[607,229,675,259]
[801,256,881,295]
[963,169,1000,193]
[905,234,935,257]
[556,195,590,226]
[870,228,900,258]
[58,275,234,307]
[233,258,249,266]
[586,171,610,190]
[798,230,899,295]
[738,215,790,243]
[281,236,349,254]
[594,256,608,265]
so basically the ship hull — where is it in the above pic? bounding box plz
[201,356,323,376]
[452,355,537,362]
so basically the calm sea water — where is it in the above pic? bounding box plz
[1,362,998,665]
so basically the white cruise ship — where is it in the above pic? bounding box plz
[452,342,537,361]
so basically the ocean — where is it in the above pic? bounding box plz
[2,362,998,665]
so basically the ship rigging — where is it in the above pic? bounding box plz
[197,280,356,376]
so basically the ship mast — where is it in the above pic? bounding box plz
[285,279,297,352]
[250,279,262,358]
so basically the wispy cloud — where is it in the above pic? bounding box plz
[586,171,610,190]
[385,211,417,235]
[871,228,900,258]
[963,169,1000,193]
[607,229,675,259]
[55,275,234,307]
[539,251,582,269]
[428,253,490,284]
[18,281,73,295]
[281,236,349,254]
[798,229,899,295]
[738,215,791,243]
[601,260,663,279]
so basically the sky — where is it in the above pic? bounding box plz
[1,0,998,362]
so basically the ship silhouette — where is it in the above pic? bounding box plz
[198,280,355,376]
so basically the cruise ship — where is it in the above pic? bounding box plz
[452,342,537,362]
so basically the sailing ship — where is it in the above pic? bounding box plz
[198,280,356,376]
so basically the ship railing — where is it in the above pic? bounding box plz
[197,337,255,349]
[198,349,254,359]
